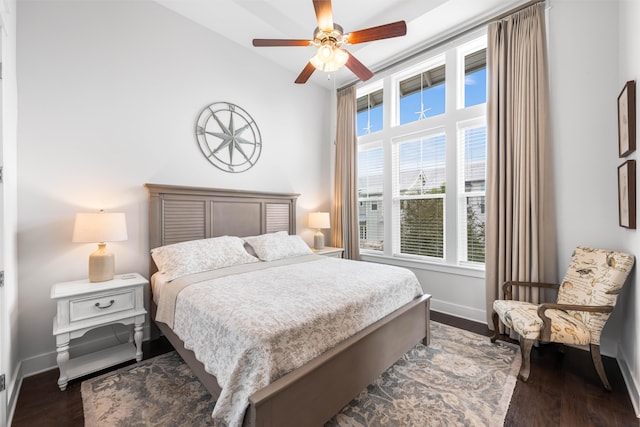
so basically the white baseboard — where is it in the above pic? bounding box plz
[617,343,640,418]
[430,298,486,324]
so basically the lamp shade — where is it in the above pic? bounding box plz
[308,212,330,229]
[72,212,128,243]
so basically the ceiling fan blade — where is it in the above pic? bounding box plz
[295,62,316,84]
[345,52,373,82]
[253,39,311,47]
[313,0,334,31]
[346,21,407,44]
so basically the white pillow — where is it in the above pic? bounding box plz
[243,232,313,261]
[151,235,259,281]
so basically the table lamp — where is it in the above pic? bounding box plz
[308,212,330,250]
[72,210,128,282]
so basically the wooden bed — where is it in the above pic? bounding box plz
[145,183,431,427]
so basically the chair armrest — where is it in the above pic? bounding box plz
[502,281,560,300]
[537,303,614,342]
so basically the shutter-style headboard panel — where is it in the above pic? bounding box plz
[266,203,292,233]
[162,198,207,245]
[145,184,299,275]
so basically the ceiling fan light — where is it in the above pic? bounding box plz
[310,52,326,71]
[319,44,333,60]
[310,45,348,73]
[334,48,348,67]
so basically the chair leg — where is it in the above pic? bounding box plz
[518,339,534,382]
[590,344,612,391]
[490,311,500,343]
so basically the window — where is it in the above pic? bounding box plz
[356,35,487,268]
[358,144,384,251]
[356,88,383,136]
[458,121,486,263]
[394,132,446,258]
[398,62,446,124]
[464,49,487,107]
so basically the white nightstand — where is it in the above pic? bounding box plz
[51,273,147,391]
[312,246,344,258]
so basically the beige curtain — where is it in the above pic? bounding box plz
[485,3,557,327]
[332,86,360,260]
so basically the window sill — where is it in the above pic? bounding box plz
[359,252,486,279]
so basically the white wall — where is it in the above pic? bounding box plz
[618,0,640,416]
[548,0,622,351]
[549,0,638,414]
[1,0,19,424]
[16,0,332,377]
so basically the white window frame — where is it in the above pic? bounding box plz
[391,128,447,262]
[355,31,487,276]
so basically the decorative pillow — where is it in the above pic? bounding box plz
[243,232,313,261]
[151,235,259,281]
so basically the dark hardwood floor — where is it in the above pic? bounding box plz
[11,312,638,426]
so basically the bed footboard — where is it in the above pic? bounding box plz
[248,294,431,427]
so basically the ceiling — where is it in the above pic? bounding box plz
[153,0,529,88]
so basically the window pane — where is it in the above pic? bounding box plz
[400,198,444,258]
[399,65,446,125]
[398,134,446,195]
[358,147,384,251]
[356,89,383,136]
[465,196,485,263]
[464,49,486,107]
[460,125,486,263]
[396,133,446,259]
[463,126,486,191]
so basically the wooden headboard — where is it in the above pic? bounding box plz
[145,183,299,274]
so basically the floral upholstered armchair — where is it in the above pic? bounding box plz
[490,246,634,390]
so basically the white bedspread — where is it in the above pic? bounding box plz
[166,256,423,427]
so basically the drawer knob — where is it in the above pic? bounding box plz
[95,299,115,309]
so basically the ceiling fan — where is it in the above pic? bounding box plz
[252,0,407,84]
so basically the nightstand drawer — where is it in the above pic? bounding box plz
[69,289,135,322]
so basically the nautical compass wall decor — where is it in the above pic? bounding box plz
[195,102,262,173]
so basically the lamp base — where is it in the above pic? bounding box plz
[89,243,115,282]
[314,230,325,250]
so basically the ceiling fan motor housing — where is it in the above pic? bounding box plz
[313,24,345,48]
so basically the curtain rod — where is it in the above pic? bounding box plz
[338,0,545,91]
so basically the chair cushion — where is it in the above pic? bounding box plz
[557,246,634,345]
[493,300,591,345]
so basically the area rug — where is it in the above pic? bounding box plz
[82,322,520,426]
